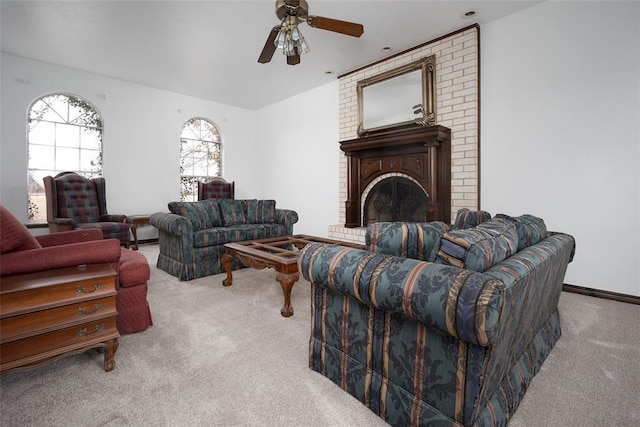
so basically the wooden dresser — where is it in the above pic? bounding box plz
[0,263,119,373]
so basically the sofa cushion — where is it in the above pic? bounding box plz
[168,201,212,231]
[496,213,547,251]
[366,221,449,262]
[192,224,289,248]
[437,217,518,272]
[451,208,492,230]
[219,199,246,225]
[0,206,42,254]
[244,199,276,224]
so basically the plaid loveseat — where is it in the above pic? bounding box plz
[150,199,298,280]
[298,215,575,426]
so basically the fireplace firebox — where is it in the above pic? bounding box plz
[340,125,451,228]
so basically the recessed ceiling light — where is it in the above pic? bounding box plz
[381,46,393,52]
[325,70,335,75]
[462,10,476,19]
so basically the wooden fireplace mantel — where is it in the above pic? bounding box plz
[340,125,451,228]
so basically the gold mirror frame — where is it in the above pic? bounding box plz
[357,55,436,137]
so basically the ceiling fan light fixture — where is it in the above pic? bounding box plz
[274,16,310,57]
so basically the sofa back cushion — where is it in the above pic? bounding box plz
[1,205,42,254]
[437,217,518,272]
[451,208,492,230]
[496,214,547,251]
[218,199,246,225]
[168,200,222,231]
[243,199,276,224]
[366,221,449,262]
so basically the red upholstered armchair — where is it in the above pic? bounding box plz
[197,177,235,200]
[0,205,152,334]
[43,172,131,245]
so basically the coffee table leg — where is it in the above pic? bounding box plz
[222,252,235,286]
[276,271,300,317]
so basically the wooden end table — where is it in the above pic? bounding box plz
[126,215,151,250]
[221,235,364,317]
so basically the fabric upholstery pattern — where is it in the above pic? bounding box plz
[244,199,276,224]
[298,223,576,427]
[495,213,547,251]
[219,199,246,225]
[451,208,492,230]
[437,218,518,272]
[198,177,234,200]
[365,221,449,262]
[0,206,42,254]
[168,200,223,230]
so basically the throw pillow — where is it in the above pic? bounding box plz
[451,208,492,230]
[168,201,210,231]
[437,217,518,272]
[366,221,449,262]
[245,199,276,224]
[0,205,42,254]
[495,213,547,251]
[218,199,246,225]
[197,199,223,227]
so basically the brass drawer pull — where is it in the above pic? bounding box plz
[76,282,104,294]
[77,324,105,337]
[77,303,105,315]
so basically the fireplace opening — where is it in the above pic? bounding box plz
[363,177,430,226]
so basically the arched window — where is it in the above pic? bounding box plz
[27,94,103,220]
[180,118,222,202]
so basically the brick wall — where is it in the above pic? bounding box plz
[329,26,479,244]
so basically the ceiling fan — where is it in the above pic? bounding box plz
[258,0,364,66]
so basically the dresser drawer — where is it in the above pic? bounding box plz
[0,296,117,344]
[0,316,118,370]
[1,274,116,318]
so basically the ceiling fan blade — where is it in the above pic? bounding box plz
[287,53,301,65]
[307,15,364,37]
[258,26,280,64]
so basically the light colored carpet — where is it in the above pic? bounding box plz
[1,244,638,426]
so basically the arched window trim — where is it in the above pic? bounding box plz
[27,92,104,220]
[179,117,223,202]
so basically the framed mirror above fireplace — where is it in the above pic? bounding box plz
[357,55,436,137]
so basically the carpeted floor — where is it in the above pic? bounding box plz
[1,243,638,426]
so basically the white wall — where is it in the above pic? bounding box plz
[255,81,340,237]
[0,53,258,240]
[481,1,640,296]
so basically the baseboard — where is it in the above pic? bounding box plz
[562,284,640,305]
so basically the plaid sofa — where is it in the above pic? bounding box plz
[298,215,575,426]
[150,199,298,280]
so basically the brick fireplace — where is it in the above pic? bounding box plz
[329,25,479,243]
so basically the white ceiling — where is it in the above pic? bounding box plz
[1,0,542,110]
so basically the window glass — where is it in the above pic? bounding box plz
[180,118,222,202]
[27,94,103,220]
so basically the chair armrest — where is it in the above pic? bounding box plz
[101,214,128,223]
[36,229,103,247]
[298,243,504,347]
[0,238,121,277]
[150,212,192,235]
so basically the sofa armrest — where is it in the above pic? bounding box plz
[0,238,121,277]
[275,209,299,234]
[299,243,504,347]
[36,229,103,247]
[150,212,193,235]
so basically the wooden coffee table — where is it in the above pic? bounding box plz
[221,235,364,317]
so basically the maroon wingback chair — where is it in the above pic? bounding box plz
[43,172,131,245]
[197,177,235,200]
[0,205,152,335]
